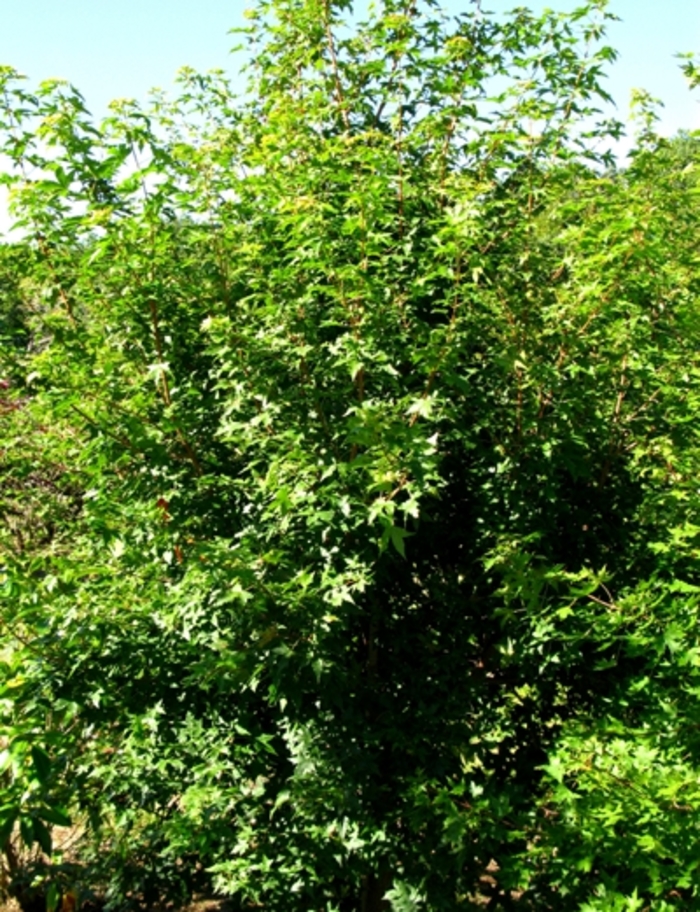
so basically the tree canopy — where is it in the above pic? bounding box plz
[1,1,700,910]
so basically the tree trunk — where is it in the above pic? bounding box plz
[361,869,392,912]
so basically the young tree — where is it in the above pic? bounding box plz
[1,2,700,909]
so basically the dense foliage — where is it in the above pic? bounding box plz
[1,1,700,909]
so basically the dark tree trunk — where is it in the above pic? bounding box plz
[361,869,392,912]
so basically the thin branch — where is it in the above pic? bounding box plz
[322,0,350,131]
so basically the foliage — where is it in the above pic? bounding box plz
[0,1,699,909]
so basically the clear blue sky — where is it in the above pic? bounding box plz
[0,0,697,133]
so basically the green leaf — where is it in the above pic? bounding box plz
[37,805,71,828]
[31,746,52,784]
[19,815,34,849]
[46,883,61,912]
[389,525,410,558]
[32,816,52,855]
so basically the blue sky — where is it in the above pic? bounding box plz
[0,0,698,137]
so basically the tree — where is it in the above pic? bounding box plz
[1,1,700,909]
